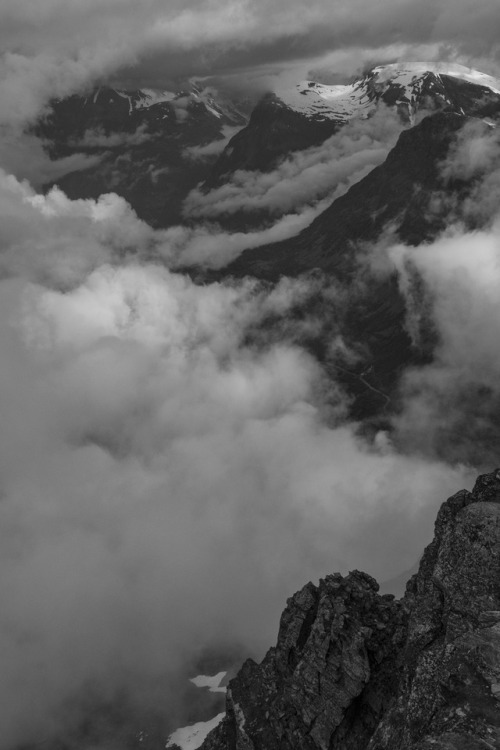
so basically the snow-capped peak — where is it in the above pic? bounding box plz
[371,62,500,94]
[274,62,500,124]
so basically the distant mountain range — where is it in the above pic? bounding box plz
[35,62,500,443]
[35,82,247,227]
[36,63,500,228]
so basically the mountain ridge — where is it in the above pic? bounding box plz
[205,62,500,188]
[34,82,247,227]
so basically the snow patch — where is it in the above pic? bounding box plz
[166,713,225,750]
[276,79,372,122]
[190,672,227,693]
[114,89,133,114]
[134,89,177,109]
[233,702,246,733]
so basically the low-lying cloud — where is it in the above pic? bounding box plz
[71,124,152,149]
[370,118,500,465]
[183,106,405,219]
[157,201,333,268]
[0,131,103,189]
[183,125,242,161]
[0,158,475,748]
[390,221,500,465]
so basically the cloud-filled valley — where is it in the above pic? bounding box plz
[0,160,479,746]
[183,106,403,221]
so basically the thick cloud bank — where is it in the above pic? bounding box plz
[0,166,473,747]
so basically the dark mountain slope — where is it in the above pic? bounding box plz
[203,92,343,188]
[209,113,471,419]
[223,112,469,281]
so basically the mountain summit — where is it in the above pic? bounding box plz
[207,62,500,185]
[277,62,500,124]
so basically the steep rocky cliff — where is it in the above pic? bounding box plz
[202,471,500,750]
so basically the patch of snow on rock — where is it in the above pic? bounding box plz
[166,712,225,750]
[134,89,177,109]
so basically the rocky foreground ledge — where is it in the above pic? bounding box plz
[201,471,500,750]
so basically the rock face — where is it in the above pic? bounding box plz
[201,471,500,750]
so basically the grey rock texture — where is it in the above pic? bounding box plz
[202,471,500,750]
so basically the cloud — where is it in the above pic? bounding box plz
[183,105,404,220]
[0,160,476,747]
[0,131,103,188]
[389,222,500,465]
[0,165,340,279]
[0,170,154,287]
[71,123,152,149]
[438,118,500,224]
[379,117,500,465]
[156,202,333,268]
[183,125,242,161]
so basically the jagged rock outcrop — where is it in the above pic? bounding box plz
[368,471,500,750]
[202,471,500,750]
